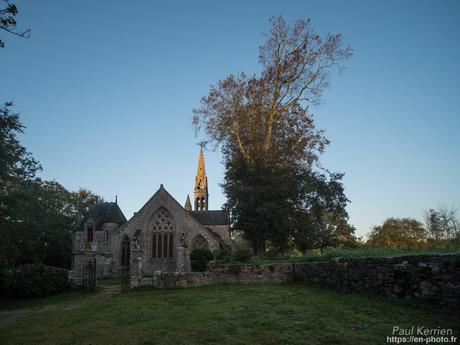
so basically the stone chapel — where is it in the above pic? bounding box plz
[70,148,232,278]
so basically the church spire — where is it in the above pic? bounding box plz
[194,147,208,211]
[197,146,206,176]
[184,194,192,211]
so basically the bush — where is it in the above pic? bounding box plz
[3,263,70,299]
[233,248,252,262]
[214,248,232,261]
[190,248,213,272]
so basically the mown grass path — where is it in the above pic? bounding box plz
[1,284,458,345]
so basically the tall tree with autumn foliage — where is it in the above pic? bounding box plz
[194,17,353,254]
[367,218,427,248]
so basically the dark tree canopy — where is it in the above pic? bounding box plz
[1,179,102,268]
[0,104,102,268]
[0,3,97,269]
[0,0,30,48]
[194,17,354,254]
[0,102,41,182]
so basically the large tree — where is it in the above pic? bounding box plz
[424,206,459,241]
[0,3,92,269]
[194,17,353,254]
[0,103,101,268]
[367,218,427,248]
[194,17,351,163]
[293,172,357,252]
[0,102,41,182]
[1,180,102,268]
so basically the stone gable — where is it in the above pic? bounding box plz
[71,184,232,279]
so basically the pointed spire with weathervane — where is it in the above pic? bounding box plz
[194,146,208,211]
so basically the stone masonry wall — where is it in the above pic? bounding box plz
[145,254,460,310]
[293,254,460,310]
[140,263,294,288]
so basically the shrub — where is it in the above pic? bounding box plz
[214,248,232,261]
[233,237,251,251]
[190,248,213,272]
[3,263,70,299]
[233,248,252,262]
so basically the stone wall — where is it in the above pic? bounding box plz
[146,254,460,310]
[140,263,294,288]
[293,254,460,310]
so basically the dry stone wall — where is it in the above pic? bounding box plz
[293,254,460,310]
[145,254,460,310]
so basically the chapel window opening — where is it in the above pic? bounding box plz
[121,236,130,266]
[151,207,174,259]
[86,226,94,243]
[192,234,209,250]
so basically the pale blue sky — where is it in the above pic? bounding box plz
[1,0,459,237]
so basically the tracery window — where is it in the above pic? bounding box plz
[151,207,174,259]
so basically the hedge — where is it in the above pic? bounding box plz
[2,263,70,299]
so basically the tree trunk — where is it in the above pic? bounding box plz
[252,238,266,256]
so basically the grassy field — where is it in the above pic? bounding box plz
[1,284,458,345]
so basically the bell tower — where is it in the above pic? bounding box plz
[194,147,208,211]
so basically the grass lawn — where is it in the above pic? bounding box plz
[0,284,458,345]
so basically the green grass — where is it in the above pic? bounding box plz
[1,284,458,345]
[217,245,460,265]
[0,278,120,312]
[0,288,100,312]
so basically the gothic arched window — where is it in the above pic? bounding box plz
[151,207,174,259]
[86,226,94,243]
[192,234,208,250]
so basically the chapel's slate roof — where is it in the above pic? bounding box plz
[78,202,127,230]
[191,210,229,226]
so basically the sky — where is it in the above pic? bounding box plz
[1,0,459,238]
